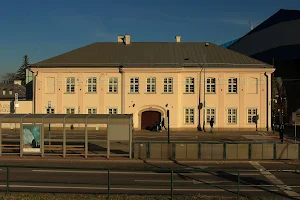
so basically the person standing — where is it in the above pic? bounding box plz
[161,118,167,130]
[209,118,214,133]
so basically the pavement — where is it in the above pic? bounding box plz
[0,159,299,199]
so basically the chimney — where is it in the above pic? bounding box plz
[175,36,181,43]
[14,80,22,85]
[117,35,124,43]
[125,34,131,45]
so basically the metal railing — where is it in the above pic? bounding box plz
[1,165,300,199]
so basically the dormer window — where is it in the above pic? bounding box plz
[2,90,6,95]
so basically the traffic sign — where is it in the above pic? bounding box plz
[292,109,300,124]
[15,93,18,102]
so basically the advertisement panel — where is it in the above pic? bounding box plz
[23,124,41,153]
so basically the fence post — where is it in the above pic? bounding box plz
[237,171,240,199]
[273,143,277,160]
[223,143,227,159]
[6,166,9,194]
[170,170,173,200]
[107,169,110,199]
[198,143,201,160]
[248,143,252,160]
[147,142,150,158]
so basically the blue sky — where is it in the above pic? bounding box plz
[0,0,299,74]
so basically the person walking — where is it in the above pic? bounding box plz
[161,118,167,130]
[209,118,214,133]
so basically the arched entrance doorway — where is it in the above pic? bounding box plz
[141,111,161,130]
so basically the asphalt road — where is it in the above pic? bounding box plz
[0,160,299,199]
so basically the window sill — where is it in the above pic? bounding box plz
[161,92,173,94]
[86,92,97,94]
[128,92,140,94]
[145,92,156,94]
[107,92,118,94]
[64,92,75,94]
[206,92,216,94]
[227,123,238,125]
[183,92,195,94]
[227,92,238,94]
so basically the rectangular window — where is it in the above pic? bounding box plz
[185,77,194,93]
[108,77,118,93]
[87,77,97,93]
[66,77,75,93]
[46,108,55,114]
[228,78,237,93]
[247,108,257,124]
[130,78,139,93]
[206,78,216,93]
[164,77,173,93]
[88,108,97,114]
[227,108,237,124]
[184,108,194,124]
[9,90,13,95]
[206,108,216,123]
[2,90,5,95]
[146,77,156,93]
[66,108,75,114]
[108,108,118,114]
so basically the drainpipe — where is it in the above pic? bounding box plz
[119,66,124,114]
[264,72,269,131]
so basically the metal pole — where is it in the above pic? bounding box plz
[237,171,240,199]
[6,166,9,194]
[203,54,206,132]
[170,170,173,200]
[108,169,111,198]
[295,122,297,144]
[167,110,170,143]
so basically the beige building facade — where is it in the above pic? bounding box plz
[30,35,275,131]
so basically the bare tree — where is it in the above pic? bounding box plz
[1,72,17,84]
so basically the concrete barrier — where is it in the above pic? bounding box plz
[226,144,249,159]
[175,144,198,159]
[201,144,223,160]
[276,144,299,159]
[133,143,147,159]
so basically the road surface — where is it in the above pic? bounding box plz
[0,160,299,199]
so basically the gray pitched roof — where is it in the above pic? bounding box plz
[0,84,26,100]
[31,42,272,68]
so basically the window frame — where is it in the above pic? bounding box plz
[146,77,156,93]
[66,108,75,114]
[108,108,118,114]
[87,108,97,114]
[227,108,237,124]
[247,108,257,124]
[184,108,194,124]
[66,77,75,93]
[46,108,55,114]
[163,77,173,93]
[206,77,216,93]
[206,108,216,123]
[228,77,238,93]
[129,77,139,93]
[108,77,118,93]
[87,77,97,93]
[185,77,194,93]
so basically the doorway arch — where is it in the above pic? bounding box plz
[141,111,161,130]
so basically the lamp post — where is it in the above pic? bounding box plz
[184,56,206,132]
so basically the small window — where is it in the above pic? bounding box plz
[66,77,75,93]
[130,78,139,93]
[227,108,237,124]
[66,108,75,114]
[247,108,257,124]
[108,77,118,93]
[206,108,216,123]
[2,90,6,95]
[46,108,55,114]
[108,108,118,114]
[9,90,13,95]
[87,77,97,93]
[228,78,237,93]
[184,108,194,124]
[164,77,173,93]
[185,77,194,93]
[146,77,156,93]
[206,78,216,93]
[88,108,97,114]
